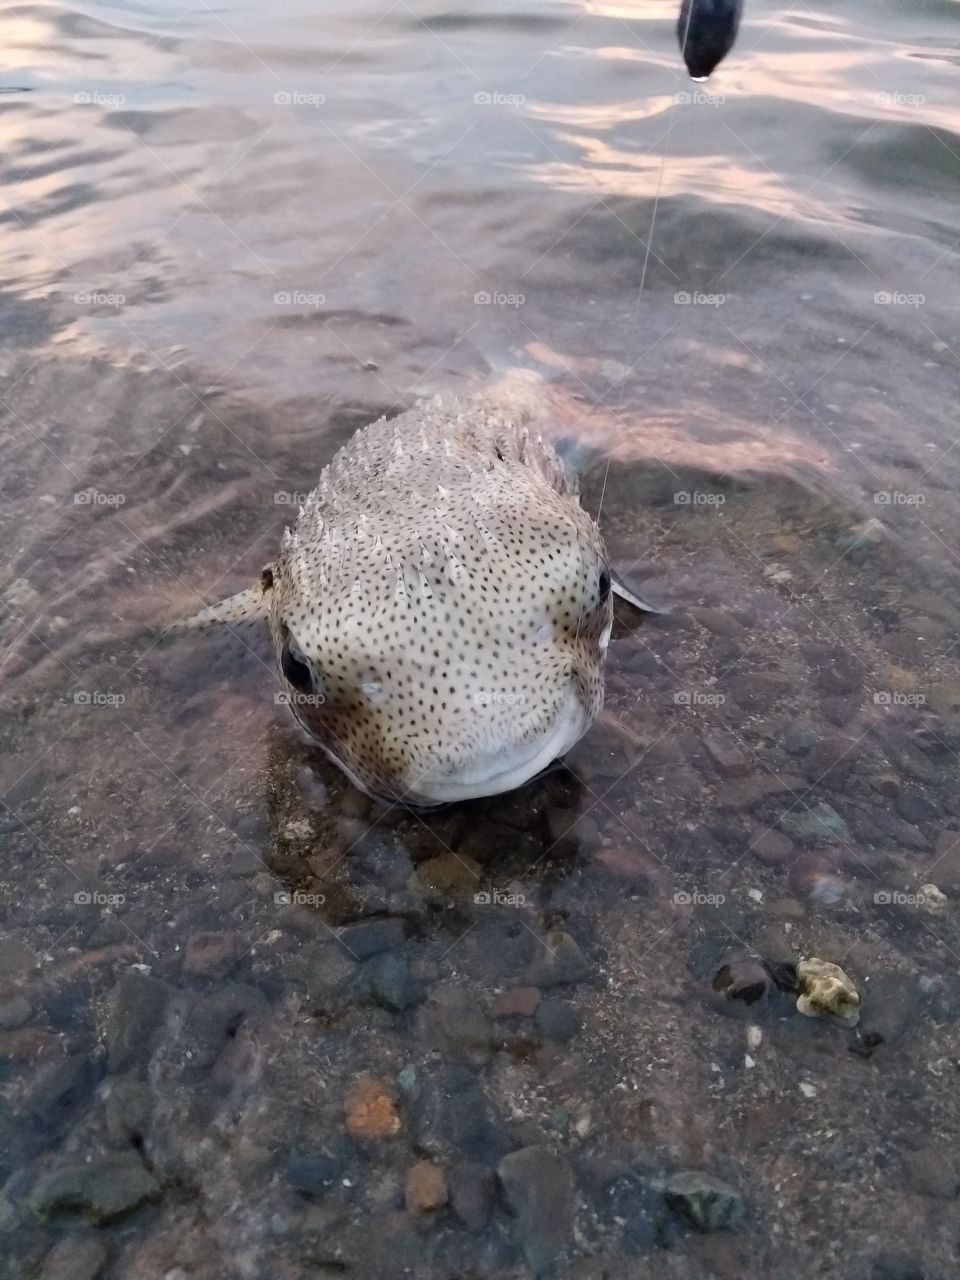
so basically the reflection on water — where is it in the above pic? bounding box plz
[2,0,960,1276]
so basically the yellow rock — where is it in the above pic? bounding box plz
[796,957,860,1028]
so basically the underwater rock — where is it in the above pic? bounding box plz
[662,1169,745,1231]
[104,1076,153,1148]
[788,855,848,906]
[491,987,541,1018]
[918,883,947,915]
[286,1152,344,1197]
[450,1161,495,1233]
[0,994,32,1031]
[777,803,850,845]
[526,931,591,988]
[183,931,243,979]
[344,1075,401,1141]
[30,1153,160,1223]
[498,1145,577,1276]
[902,1147,960,1199]
[796,958,860,1027]
[335,918,407,959]
[37,1237,108,1280]
[535,999,581,1043]
[405,1160,449,1213]
[365,951,422,1011]
[711,955,770,1008]
[105,970,170,1073]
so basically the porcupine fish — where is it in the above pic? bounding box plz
[179,377,651,806]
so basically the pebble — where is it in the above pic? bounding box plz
[183,931,243,979]
[796,957,860,1027]
[777,803,850,845]
[662,1169,745,1231]
[782,721,818,755]
[593,847,660,889]
[417,853,483,900]
[404,1160,448,1213]
[344,1076,401,1141]
[335,918,407,959]
[421,985,495,1061]
[286,1152,344,1197]
[895,793,939,825]
[0,994,33,1031]
[902,1147,960,1199]
[106,970,170,1073]
[918,883,947,914]
[603,1172,663,1250]
[491,987,541,1018]
[449,1161,495,1233]
[748,826,794,866]
[365,951,422,1011]
[498,1145,577,1276]
[703,733,749,777]
[30,1153,160,1223]
[711,956,770,1008]
[805,736,858,788]
[534,999,580,1043]
[526,931,591,988]
[37,1237,109,1280]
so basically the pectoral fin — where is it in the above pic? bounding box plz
[167,565,274,634]
[611,573,668,617]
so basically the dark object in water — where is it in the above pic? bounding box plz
[677,0,745,80]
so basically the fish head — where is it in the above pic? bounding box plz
[269,505,613,806]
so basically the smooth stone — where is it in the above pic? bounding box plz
[498,1145,577,1276]
[782,722,818,755]
[417,853,483,900]
[344,1076,401,1141]
[776,803,849,844]
[491,987,541,1019]
[711,957,770,1009]
[365,951,422,1012]
[420,985,495,1061]
[450,1161,495,1233]
[286,1152,344,1197]
[37,1237,109,1280]
[24,1052,99,1117]
[703,733,749,777]
[805,736,858,788]
[335,919,407,959]
[902,1147,960,1199]
[748,826,794,865]
[182,931,243,979]
[104,1076,153,1147]
[534,999,580,1043]
[526,932,591,988]
[405,1160,448,1213]
[106,970,170,1074]
[30,1153,160,1223]
[895,794,939,825]
[662,1170,745,1231]
[857,975,918,1047]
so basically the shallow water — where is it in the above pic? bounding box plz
[2,1,960,1277]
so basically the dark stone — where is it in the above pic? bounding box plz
[450,1160,495,1233]
[603,1172,664,1250]
[782,721,818,755]
[104,1076,153,1148]
[286,1152,344,1197]
[335,918,407,959]
[37,1237,109,1280]
[805,736,858,788]
[662,1169,745,1231]
[186,983,267,1068]
[895,794,939,826]
[526,932,591,988]
[30,1152,160,1223]
[415,1069,510,1163]
[498,1145,577,1276]
[857,974,918,1048]
[534,999,580,1043]
[24,1052,101,1118]
[183,931,243,979]
[419,985,495,1063]
[702,733,749,777]
[364,951,422,1011]
[712,957,770,1008]
[106,970,170,1073]
[902,1147,960,1199]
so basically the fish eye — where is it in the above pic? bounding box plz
[598,567,611,605]
[280,632,314,694]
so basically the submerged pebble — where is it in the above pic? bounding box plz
[662,1169,745,1231]
[796,957,861,1027]
[498,1145,577,1276]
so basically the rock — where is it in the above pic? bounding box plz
[491,987,541,1018]
[30,1153,160,1223]
[895,794,939,826]
[534,999,580,1043]
[106,970,170,1073]
[498,1145,577,1276]
[788,855,848,905]
[748,827,794,866]
[703,733,749,777]
[183,931,243,979]
[805,736,858,788]
[186,983,267,1067]
[782,722,818,755]
[24,1052,99,1116]
[662,1170,744,1232]
[526,932,591,988]
[711,956,770,1008]
[0,994,32,1030]
[918,883,947,914]
[776,803,850,845]
[104,1076,153,1147]
[796,958,860,1027]
[593,847,660,889]
[603,1172,664,1249]
[902,1147,960,1199]
[286,1152,344,1197]
[871,774,901,798]
[417,853,483,900]
[335,918,407,959]
[421,985,495,1061]
[37,1237,109,1280]
[856,974,918,1047]
[365,951,422,1011]
[450,1161,495,1233]
[344,1076,401,1141]
[405,1160,448,1213]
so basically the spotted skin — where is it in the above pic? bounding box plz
[184,380,613,805]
